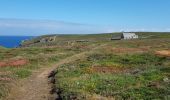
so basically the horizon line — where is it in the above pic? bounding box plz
[1,31,170,37]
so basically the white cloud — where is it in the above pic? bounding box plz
[112,28,170,32]
[0,18,169,36]
[0,18,107,36]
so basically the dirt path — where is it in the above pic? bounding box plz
[5,44,106,100]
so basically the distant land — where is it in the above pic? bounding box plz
[1,32,170,48]
[0,32,170,100]
[0,36,34,48]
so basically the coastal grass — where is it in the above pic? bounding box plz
[0,41,100,99]
[0,32,170,99]
[55,38,170,99]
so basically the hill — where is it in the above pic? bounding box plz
[0,32,170,100]
[20,32,170,47]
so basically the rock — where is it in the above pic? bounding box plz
[48,70,57,78]
[163,77,169,82]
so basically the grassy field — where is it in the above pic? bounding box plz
[20,32,170,47]
[0,32,170,99]
[53,35,170,99]
[0,40,100,99]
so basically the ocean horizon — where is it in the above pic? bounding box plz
[0,36,34,48]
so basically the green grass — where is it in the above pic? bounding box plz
[56,55,169,99]
[0,84,10,99]
[54,37,170,99]
[1,32,170,99]
[0,39,102,99]
[87,52,166,68]
[14,68,31,78]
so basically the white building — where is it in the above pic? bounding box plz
[121,32,138,40]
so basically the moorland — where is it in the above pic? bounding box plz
[0,32,170,100]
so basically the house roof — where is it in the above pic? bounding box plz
[122,33,137,37]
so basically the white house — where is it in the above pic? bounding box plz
[121,32,138,40]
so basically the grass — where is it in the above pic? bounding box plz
[14,68,31,78]
[54,36,170,99]
[0,84,10,99]
[86,52,166,69]
[1,32,170,99]
[56,57,169,99]
[0,40,101,99]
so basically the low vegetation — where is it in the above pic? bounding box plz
[54,37,170,99]
[0,40,100,99]
[0,32,170,99]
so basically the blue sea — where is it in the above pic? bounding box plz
[0,36,34,48]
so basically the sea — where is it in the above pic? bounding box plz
[0,36,34,48]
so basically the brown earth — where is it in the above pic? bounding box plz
[0,59,28,67]
[155,50,170,57]
[91,66,127,73]
[0,71,12,75]
[111,47,147,53]
[5,44,106,100]
[0,77,12,81]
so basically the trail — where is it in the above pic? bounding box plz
[5,44,106,100]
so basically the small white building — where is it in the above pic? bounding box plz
[121,32,138,40]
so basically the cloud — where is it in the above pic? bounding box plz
[0,18,169,36]
[111,28,170,32]
[0,18,107,36]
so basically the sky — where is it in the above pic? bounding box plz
[0,0,170,36]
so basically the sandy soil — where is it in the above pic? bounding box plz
[155,50,170,57]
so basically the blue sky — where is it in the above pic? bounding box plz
[0,0,170,36]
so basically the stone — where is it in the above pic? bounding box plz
[163,77,169,82]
